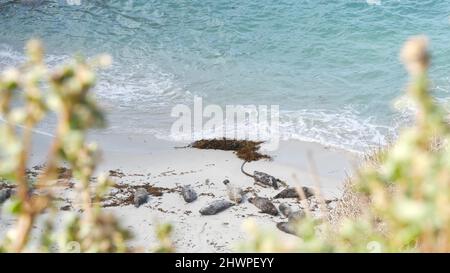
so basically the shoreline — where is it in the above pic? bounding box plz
[2,130,360,252]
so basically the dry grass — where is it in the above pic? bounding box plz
[327,145,384,227]
[328,178,370,226]
[328,135,447,237]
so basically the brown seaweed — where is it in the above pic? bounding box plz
[190,138,271,162]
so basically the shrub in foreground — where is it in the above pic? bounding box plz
[240,36,450,252]
[0,40,131,252]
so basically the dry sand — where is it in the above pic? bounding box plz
[0,131,359,252]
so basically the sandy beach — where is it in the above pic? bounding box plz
[1,131,358,252]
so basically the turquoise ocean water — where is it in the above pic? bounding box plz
[1,0,450,152]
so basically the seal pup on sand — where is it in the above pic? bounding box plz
[181,184,197,203]
[223,179,244,204]
[274,186,315,199]
[288,209,306,221]
[279,203,305,220]
[133,188,149,207]
[276,222,297,235]
[241,161,285,189]
[276,209,305,235]
[199,199,234,215]
[279,203,292,218]
[248,196,278,216]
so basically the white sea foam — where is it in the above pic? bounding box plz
[0,43,405,154]
[160,105,399,153]
[366,0,382,6]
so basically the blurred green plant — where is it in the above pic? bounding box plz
[152,223,175,253]
[240,36,450,253]
[0,40,133,252]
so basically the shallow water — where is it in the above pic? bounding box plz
[1,0,450,151]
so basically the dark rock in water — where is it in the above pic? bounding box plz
[0,189,12,204]
[274,187,315,199]
[223,179,244,204]
[253,171,280,189]
[133,188,149,207]
[199,199,234,215]
[279,203,292,218]
[248,196,278,216]
[181,185,198,203]
[276,222,297,235]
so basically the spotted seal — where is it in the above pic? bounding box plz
[279,203,292,218]
[276,209,305,235]
[223,179,244,204]
[248,196,278,216]
[133,188,149,207]
[288,210,306,221]
[241,161,285,189]
[276,222,297,235]
[199,199,234,215]
[274,187,315,199]
[181,185,198,203]
[279,203,306,220]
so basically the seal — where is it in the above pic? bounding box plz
[274,186,315,199]
[241,161,285,189]
[133,188,149,207]
[288,210,306,221]
[248,196,278,216]
[279,203,292,218]
[223,179,244,204]
[199,199,234,215]
[0,188,12,204]
[181,185,198,203]
[279,203,305,220]
[276,222,297,235]
[276,209,305,235]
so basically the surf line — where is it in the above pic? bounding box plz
[0,116,55,138]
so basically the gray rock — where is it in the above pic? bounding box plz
[248,196,278,216]
[133,188,149,207]
[223,179,244,204]
[181,185,197,203]
[0,189,12,204]
[199,199,234,215]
